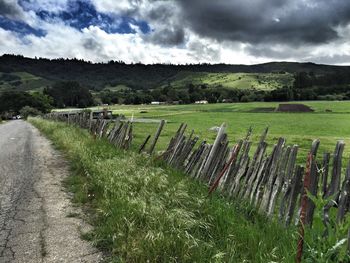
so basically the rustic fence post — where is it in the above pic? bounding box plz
[89,111,93,130]
[285,165,304,226]
[337,159,350,223]
[259,137,285,213]
[321,152,330,197]
[208,143,241,195]
[148,120,166,155]
[199,123,226,180]
[279,145,298,222]
[296,139,320,263]
[322,141,345,232]
[139,135,151,154]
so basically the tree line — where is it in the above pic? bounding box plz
[98,72,350,105]
[1,70,350,119]
[0,81,93,119]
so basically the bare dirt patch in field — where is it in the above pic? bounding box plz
[276,103,314,112]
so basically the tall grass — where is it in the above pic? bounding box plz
[30,118,297,262]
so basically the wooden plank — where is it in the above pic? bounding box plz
[167,123,187,163]
[208,142,241,195]
[249,158,268,205]
[184,141,206,175]
[229,142,251,197]
[325,141,344,198]
[296,140,319,263]
[177,135,199,169]
[89,111,93,130]
[267,145,291,217]
[240,128,269,199]
[195,144,213,180]
[148,120,166,155]
[220,140,244,191]
[225,138,250,192]
[163,123,186,161]
[322,141,345,231]
[123,123,133,150]
[139,135,151,154]
[259,138,286,213]
[169,136,187,166]
[207,134,228,183]
[321,152,330,197]
[164,123,187,163]
[208,140,229,184]
[175,130,195,167]
[304,139,321,226]
[337,159,350,223]
[323,141,345,229]
[199,123,227,180]
[278,145,298,221]
[252,142,281,207]
[107,117,122,141]
[285,165,304,226]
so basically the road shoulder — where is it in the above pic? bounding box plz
[34,126,103,262]
[0,122,102,262]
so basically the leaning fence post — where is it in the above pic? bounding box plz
[296,152,312,263]
[89,111,93,130]
[296,139,319,263]
[337,158,350,223]
[139,135,151,154]
[148,120,165,155]
[208,142,241,195]
[200,123,226,179]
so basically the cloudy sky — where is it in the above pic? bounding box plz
[0,0,350,65]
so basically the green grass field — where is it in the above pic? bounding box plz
[167,72,294,90]
[30,118,297,262]
[0,71,51,92]
[96,101,350,164]
[38,100,350,262]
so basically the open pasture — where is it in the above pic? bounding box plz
[168,72,294,90]
[103,101,350,163]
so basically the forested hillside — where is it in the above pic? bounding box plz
[1,54,350,92]
[1,54,350,109]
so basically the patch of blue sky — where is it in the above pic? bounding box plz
[0,16,46,37]
[34,0,151,34]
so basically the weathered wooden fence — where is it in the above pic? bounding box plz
[45,111,350,260]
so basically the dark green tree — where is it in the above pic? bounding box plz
[0,91,52,115]
[44,81,94,108]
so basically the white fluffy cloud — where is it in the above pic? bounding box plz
[20,0,71,13]
[0,0,350,65]
[92,0,136,14]
[0,23,226,64]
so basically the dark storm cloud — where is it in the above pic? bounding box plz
[0,0,45,36]
[176,0,350,45]
[311,54,350,65]
[244,44,304,60]
[0,0,24,19]
[83,37,101,50]
[145,26,185,46]
[142,1,185,46]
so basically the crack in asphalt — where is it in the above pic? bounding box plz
[0,121,102,262]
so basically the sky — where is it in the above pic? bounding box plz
[0,0,350,65]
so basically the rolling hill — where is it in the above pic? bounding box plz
[1,54,350,93]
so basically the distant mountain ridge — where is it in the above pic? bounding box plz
[0,54,350,91]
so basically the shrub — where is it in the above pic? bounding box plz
[19,106,42,119]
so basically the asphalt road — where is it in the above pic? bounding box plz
[0,120,102,262]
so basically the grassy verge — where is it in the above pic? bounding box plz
[30,117,297,262]
[99,101,350,163]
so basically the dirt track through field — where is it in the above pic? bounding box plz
[0,120,102,262]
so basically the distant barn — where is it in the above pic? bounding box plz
[275,104,314,112]
[195,100,208,104]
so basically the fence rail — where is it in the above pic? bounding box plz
[45,111,350,261]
